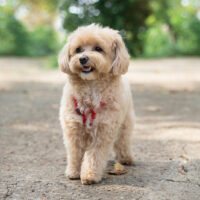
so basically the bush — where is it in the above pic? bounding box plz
[27,25,59,57]
[60,0,152,57]
[0,8,59,57]
[176,16,200,56]
[0,10,30,56]
[143,25,174,57]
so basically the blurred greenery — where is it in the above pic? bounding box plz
[0,0,200,60]
[60,0,151,56]
[143,0,200,57]
[0,0,59,57]
[27,25,59,56]
[0,12,59,57]
[0,10,29,55]
[61,0,200,57]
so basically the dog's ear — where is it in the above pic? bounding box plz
[111,34,130,75]
[58,41,71,74]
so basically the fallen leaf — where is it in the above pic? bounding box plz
[169,90,178,94]
[51,104,59,109]
[15,120,22,124]
[22,90,28,94]
[5,163,10,166]
[183,88,193,93]
[178,165,187,175]
[180,155,190,163]
[146,106,161,112]
[4,151,14,155]
[108,162,127,175]
[155,70,160,74]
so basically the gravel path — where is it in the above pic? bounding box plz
[0,57,200,200]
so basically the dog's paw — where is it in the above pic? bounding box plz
[66,169,80,180]
[81,178,99,185]
[81,172,101,185]
[119,157,134,166]
[67,174,80,180]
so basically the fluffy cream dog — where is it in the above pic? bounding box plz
[59,24,135,185]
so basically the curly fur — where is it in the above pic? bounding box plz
[59,24,135,185]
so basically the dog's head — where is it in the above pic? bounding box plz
[58,24,130,80]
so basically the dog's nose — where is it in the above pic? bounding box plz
[79,55,89,65]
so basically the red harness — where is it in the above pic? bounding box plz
[73,97,103,125]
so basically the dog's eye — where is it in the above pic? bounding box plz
[94,46,103,52]
[76,47,82,53]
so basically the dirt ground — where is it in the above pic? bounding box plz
[0,57,200,200]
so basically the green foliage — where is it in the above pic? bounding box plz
[143,25,174,57]
[27,26,59,56]
[176,15,200,55]
[60,0,152,56]
[46,55,59,68]
[60,0,200,57]
[0,9,30,55]
[1,0,200,58]
[0,7,59,57]
[144,0,200,57]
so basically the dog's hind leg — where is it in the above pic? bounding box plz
[114,111,135,165]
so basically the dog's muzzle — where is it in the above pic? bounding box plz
[79,55,94,73]
[79,55,89,65]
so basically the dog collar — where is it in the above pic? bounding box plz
[73,97,103,125]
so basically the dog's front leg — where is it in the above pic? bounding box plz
[64,125,85,180]
[80,125,115,184]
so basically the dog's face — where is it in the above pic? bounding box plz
[58,24,130,80]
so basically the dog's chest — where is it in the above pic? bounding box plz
[72,86,110,127]
[76,89,103,111]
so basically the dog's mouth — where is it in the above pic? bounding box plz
[82,66,94,74]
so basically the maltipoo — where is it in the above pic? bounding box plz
[58,24,135,185]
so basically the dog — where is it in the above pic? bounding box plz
[58,24,135,185]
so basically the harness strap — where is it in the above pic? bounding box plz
[73,97,99,125]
